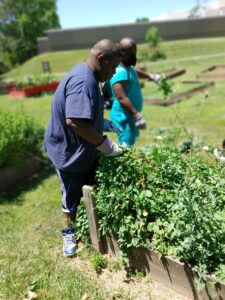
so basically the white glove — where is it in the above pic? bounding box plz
[214,148,225,162]
[134,112,146,130]
[149,73,161,85]
[97,136,123,157]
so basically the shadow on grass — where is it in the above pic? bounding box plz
[0,164,55,205]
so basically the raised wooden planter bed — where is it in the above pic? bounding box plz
[144,80,215,106]
[0,156,43,193]
[161,68,186,80]
[9,81,60,98]
[82,185,225,300]
[197,64,225,80]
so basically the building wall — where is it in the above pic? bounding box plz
[38,16,225,53]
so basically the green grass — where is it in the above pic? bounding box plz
[0,167,111,300]
[1,37,225,299]
[4,36,225,79]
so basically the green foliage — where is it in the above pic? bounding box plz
[0,0,60,69]
[13,73,60,88]
[145,27,162,48]
[0,110,44,167]
[136,17,149,23]
[91,254,108,273]
[145,27,166,62]
[158,77,173,99]
[74,201,90,243]
[188,5,200,19]
[92,147,225,285]
[150,50,166,61]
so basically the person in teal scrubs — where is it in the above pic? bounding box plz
[109,37,160,146]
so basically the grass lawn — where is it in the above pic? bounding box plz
[0,37,225,299]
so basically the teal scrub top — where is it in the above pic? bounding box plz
[110,64,143,115]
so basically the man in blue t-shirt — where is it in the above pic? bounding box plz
[109,37,160,146]
[44,39,122,257]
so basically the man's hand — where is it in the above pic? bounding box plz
[97,136,123,157]
[103,119,123,136]
[148,73,161,85]
[134,112,146,130]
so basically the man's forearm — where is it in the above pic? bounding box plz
[66,118,104,146]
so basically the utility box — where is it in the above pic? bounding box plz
[42,61,51,73]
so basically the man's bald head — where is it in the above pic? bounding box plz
[87,39,121,82]
[92,39,120,59]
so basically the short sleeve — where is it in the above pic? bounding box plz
[65,90,93,120]
[110,67,129,86]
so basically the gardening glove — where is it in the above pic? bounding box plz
[134,112,146,130]
[148,73,161,85]
[103,119,123,136]
[97,136,123,157]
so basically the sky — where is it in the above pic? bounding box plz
[57,0,215,29]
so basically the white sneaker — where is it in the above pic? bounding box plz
[214,148,225,162]
[62,228,77,257]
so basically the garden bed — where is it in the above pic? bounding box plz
[9,81,60,98]
[144,80,214,106]
[0,156,44,193]
[197,64,225,79]
[82,185,225,300]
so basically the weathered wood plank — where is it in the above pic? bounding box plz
[82,185,104,253]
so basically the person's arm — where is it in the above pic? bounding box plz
[66,118,104,146]
[113,82,146,130]
[113,81,137,116]
[66,118,123,156]
[136,68,151,80]
[136,68,160,84]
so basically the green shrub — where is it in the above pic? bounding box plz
[0,111,44,167]
[145,27,162,48]
[91,254,108,273]
[13,73,60,88]
[145,27,166,62]
[150,50,166,61]
[93,147,225,285]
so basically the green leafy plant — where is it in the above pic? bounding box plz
[158,77,173,99]
[145,27,166,62]
[14,73,60,88]
[92,147,225,287]
[145,27,162,48]
[0,110,44,168]
[91,254,108,273]
[150,50,166,61]
[74,201,89,243]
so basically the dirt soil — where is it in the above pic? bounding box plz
[68,245,191,300]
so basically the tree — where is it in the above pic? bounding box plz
[135,17,149,23]
[145,27,162,48]
[0,0,60,69]
[187,5,201,19]
[145,27,166,62]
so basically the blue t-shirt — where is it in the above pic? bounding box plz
[44,63,104,172]
[110,64,143,114]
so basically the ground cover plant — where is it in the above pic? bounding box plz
[84,146,225,289]
[11,73,61,88]
[0,110,44,168]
